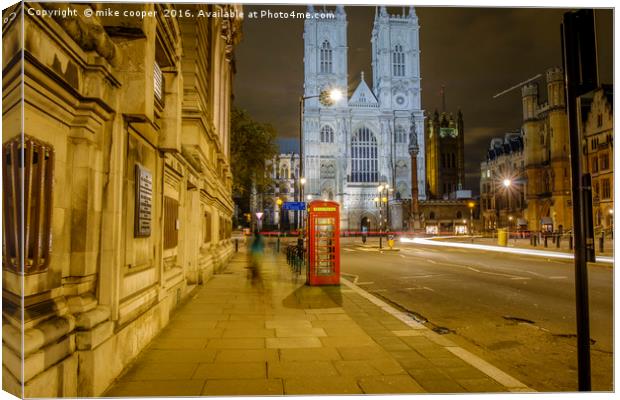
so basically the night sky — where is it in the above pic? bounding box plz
[233,5,613,193]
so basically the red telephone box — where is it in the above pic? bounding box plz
[306,200,340,285]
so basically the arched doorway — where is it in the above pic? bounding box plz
[361,216,371,233]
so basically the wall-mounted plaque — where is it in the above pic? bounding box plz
[135,163,153,237]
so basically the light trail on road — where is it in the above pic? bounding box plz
[400,237,614,264]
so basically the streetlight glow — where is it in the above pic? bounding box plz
[503,179,512,188]
[329,88,343,102]
[300,177,306,185]
[306,194,312,200]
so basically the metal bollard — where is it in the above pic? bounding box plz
[235,238,239,252]
[569,234,573,250]
[556,234,560,248]
[379,235,383,249]
[544,236,548,247]
[599,236,604,253]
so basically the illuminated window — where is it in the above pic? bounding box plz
[602,179,611,199]
[320,40,333,74]
[351,127,378,183]
[392,44,405,77]
[591,156,598,173]
[600,153,609,170]
[320,125,334,143]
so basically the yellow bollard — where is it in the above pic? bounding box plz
[497,228,508,246]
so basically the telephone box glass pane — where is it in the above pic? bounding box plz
[314,217,335,275]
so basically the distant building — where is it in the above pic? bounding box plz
[264,153,301,229]
[580,85,614,234]
[479,132,527,231]
[521,67,572,232]
[425,110,465,199]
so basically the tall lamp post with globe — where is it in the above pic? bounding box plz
[298,88,343,230]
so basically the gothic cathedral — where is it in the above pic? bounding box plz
[302,6,425,231]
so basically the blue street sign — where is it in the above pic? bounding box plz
[282,201,306,211]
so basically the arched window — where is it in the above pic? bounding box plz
[351,127,378,183]
[280,166,289,179]
[395,126,406,143]
[392,44,405,77]
[456,211,462,219]
[320,40,333,74]
[320,125,334,143]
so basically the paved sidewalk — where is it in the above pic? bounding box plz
[105,246,531,396]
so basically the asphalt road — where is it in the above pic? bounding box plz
[339,237,613,392]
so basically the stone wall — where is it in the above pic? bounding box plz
[2,3,241,397]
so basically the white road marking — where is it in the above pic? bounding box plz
[549,276,568,279]
[426,259,437,264]
[401,274,441,279]
[446,346,532,391]
[356,281,374,285]
[343,248,355,252]
[340,278,533,392]
[423,286,435,292]
[467,266,530,280]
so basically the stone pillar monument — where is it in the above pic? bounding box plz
[408,114,421,230]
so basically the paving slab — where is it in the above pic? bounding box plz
[358,374,426,394]
[106,379,206,397]
[192,362,266,380]
[202,378,284,395]
[104,249,528,396]
[284,377,363,395]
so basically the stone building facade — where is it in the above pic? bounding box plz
[2,3,241,397]
[302,6,425,232]
[425,110,465,199]
[479,132,527,231]
[581,85,614,234]
[263,153,301,229]
[521,67,572,232]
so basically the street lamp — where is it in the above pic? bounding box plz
[467,201,475,235]
[502,178,512,227]
[276,198,283,233]
[300,177,306,230]
[299,88,343,231]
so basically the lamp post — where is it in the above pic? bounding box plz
[468,201,475,235]
[374,195,382,249]
[503,179,512,240]
[300,177,306,230]
[276,198,283,233]
[299,88,343,231]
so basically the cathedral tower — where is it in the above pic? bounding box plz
[302,6,425,231]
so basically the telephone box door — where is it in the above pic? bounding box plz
[307,201,340,286]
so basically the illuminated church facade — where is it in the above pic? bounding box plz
[302,6,425,231]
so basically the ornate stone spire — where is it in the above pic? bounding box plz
[336,5,345,15]
[380,6,388,17]
[308,5,315,13]
[408,113,419,154]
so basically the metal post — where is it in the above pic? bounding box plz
[562,9,598,391]
[298,97,304,232]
